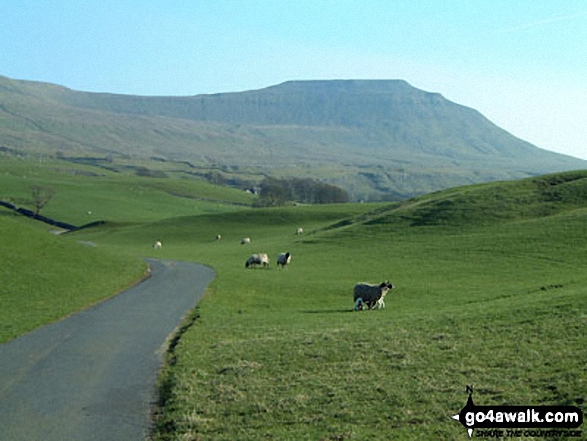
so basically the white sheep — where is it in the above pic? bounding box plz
[353,281,394,310]
[241,237,251,245]
[245,253,269,268]
[215,235,222,241]
[153,241,162,249]
[277,252,291,268]
[296,227,304,235]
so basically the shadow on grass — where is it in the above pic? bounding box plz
[300,309,355,314]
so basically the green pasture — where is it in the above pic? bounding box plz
[0,157,254,225]
[1,158,585,439]
[133,203,585,440]
[0,213,146,343]
[0,156,252,343]
[76,171,587,439]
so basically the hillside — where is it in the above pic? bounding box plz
[0,157,255,226]
[0,213,145,343]
[1,75,585,200]
[2,164,585,437]
[62,170,586,439]
[355,169,587,228]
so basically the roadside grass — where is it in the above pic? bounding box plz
[0,213,146,343]
[143,205,586,440]
[0,156,255,343]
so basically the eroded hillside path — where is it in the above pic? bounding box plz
[0,260,214,441]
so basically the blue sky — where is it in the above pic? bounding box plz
[1,1,586,159]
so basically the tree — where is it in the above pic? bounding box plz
[257,177,288,206]
[31,185,56,215]
[256,177,350,206]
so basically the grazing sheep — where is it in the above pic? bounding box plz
[277,252,291,268]
[245,253,269,268]
[296,227,304,235]
[241,237,251,245]
[215,235,222,241]
[153,241,162,249]
[353,281,394,310]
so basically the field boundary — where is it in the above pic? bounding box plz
[0,199,107,232]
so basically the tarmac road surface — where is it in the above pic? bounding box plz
[0,259,215,441]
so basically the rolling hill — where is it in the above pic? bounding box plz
[2,158,585,437]
[66,169,585,439]
[1,75,585,200]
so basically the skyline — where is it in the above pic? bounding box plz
[1,1,586,160]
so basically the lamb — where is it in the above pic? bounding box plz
[353,281,394,310]
[153,241,162,249]
[245,253,269,268]
[277,252,291,268]
[241,237,251,245]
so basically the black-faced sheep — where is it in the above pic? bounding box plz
[215,234,222,241]
[277,252,291,268]
[245,253,269,268]
[353,281,394,310]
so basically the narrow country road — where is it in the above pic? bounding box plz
[0,260,215,441]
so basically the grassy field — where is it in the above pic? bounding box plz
[75,170,587,440]
[0,156,252,343]
[2,158,585,439]
[0,156,254,225]
[0,213,147,343]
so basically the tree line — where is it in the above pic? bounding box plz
[256,177,350,206]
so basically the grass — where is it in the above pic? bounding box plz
[0,156,253,343]
[142,205,586,440]
[2,158,585,439]
[71,170,587,439]
[0,156,254,225]
[0,213,146,343]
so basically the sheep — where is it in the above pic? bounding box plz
[296,227,304,235]
[241,237,251,245]
[215,235,222,241]
[245,253,269,268]
[277,252,291,268]
[353,281,394,310]
[153,241,162,249]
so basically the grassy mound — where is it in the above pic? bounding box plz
[359,170,587,227]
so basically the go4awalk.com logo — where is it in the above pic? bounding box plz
[451,386,583,438]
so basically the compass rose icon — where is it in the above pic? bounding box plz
[451,385,475,438]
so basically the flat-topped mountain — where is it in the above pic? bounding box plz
[0,76,584,200]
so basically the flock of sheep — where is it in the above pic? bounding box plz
[239,229,299,269]
[245,252,291,269]
[240,232,292,269]
[152,226,394,311]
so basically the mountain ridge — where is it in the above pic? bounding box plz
[0,75,585,200]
